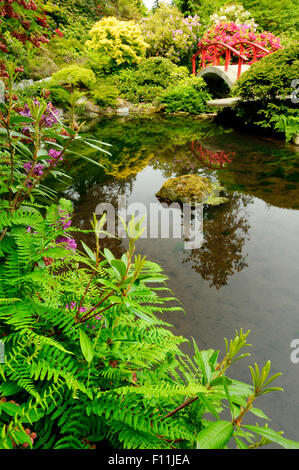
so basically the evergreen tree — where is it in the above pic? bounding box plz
[240,0,298,33]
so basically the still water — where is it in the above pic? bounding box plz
[63,115,299,442]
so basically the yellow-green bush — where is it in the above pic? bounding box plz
[91,80,119,107]
[50,64,96,89]
[85,16,149,69]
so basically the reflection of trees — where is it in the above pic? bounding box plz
[71,178,134,259]
[182,194,252,289]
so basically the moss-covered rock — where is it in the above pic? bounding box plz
[155,174,227,205]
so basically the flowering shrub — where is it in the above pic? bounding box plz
[209,3,258,30]
[0,0,63,77]
[0,0,49,53]
[198,22,282,65]
[86,16,148,69]
[140,3,202,66]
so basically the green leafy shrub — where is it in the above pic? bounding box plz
[85,16,149,70]
[159,76,211,113]
[45,0,97,41]
[1,63,299,450]
[17,82,71,110]
[51,64,97,90]
[117,57,189,103]
[240,0,298,34]
[48,86,71,108]
[28,52,59,81]
[234,44,299,102]
[233,44,299,141]
[46,36,88,67]
[255,103,299,142]
[91,80,119,107]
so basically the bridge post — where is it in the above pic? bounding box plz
[192,57,196,75]
[225,49,230,71]
[237,43,244,79]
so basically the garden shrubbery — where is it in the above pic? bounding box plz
[91,79,120,108]
[233,43,299,141]
[159,76,211,114]
[234,43,299,101]
[0,64,298,450]
[117,57,189,103]
[50,64,97,90]
[85,16,149,70]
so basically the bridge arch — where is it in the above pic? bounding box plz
[198,64,251,89]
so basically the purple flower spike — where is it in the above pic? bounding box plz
[56,236,77,251]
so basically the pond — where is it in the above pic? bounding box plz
[60,115,299,443]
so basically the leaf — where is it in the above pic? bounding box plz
[97,279,120,291]
[249,407,269,420]
[191,338,212,385]
[13,430,32,447]
[79,328,94,363]
[0,402,21,417]
[197,393,220,420]
[242,425,299,449]
[80,155,105,168]
[223,376,235,419]
[234,436,248,449]
[82,139,112,155]
[10,115,34,124]
[81,241,96,261]
[210,376,232,388]
[110,259,127,279]
[197,421,234,449]
[103,248,114,264]
[0,382,22,397]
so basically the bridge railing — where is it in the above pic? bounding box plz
[191,41,270,79]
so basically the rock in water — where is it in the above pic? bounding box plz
[155,174,228,206]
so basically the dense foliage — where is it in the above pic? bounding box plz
[1,64,299,450]
[240,0,299,34]
[85,16,149,69]
[159,76,211,113]
[234,43,299,141]
[50,64,97,90]
[139,3,202,66]
[234,44,299,101]
[117,57,189,103]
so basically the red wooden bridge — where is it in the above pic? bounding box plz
[191,40,271,88]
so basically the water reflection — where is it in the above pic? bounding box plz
[182,194,252,289]
[190,141,235,170]
[59,115,299,443]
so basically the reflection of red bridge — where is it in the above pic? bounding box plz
[191,141,235,169]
